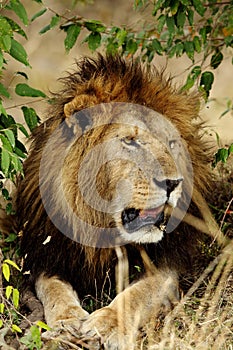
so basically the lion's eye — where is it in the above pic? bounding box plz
[122,137,139,147]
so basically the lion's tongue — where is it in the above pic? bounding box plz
[139,205,164,219]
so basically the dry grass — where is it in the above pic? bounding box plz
[145,242,233,350]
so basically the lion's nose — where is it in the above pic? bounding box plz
[153,178,183,197]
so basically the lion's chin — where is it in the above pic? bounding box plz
[120,225,165,244]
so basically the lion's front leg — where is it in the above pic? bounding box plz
[35,274,88,330]
[81,270,179,349]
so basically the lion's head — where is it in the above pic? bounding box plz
[39,101,192,247]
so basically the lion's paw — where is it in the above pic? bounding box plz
[81,307,134,350]
[42,317,82,341]
[41,317,100,350]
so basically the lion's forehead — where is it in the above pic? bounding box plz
[91,116,179,146]
[80,102,180,141]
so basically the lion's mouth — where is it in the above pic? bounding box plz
[121,205,167,233]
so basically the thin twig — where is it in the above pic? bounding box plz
[220,196,233,230]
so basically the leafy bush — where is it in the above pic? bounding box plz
[37,0,233,99]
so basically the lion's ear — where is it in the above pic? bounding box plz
[64,94,97,133]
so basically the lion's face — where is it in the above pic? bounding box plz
[107,137,182,243]
[64,104,189,243]
[95,118,183,244]
[40,103,193,246]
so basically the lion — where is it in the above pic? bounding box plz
[16,55,221,348]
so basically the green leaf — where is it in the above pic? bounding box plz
[177,9,186,28]
[16,123,29,137]
[64,24,81,52]
[210,50,223,69]
[87,32,101,51]
[0,16,13,36]
[170,0,179,15]
[116,29,127,46]
[192,0,205,16]
[157,14,166,33]
[4,129,15,148]
[4,259,21,271]
[2,263,10,282]
[13,288,20,308]
[36,321,51,331]
[39,15,60,34]
[8,0,28,26]
[0,134,12,152]
[200,27,209,45]
[0,303,4,313]
[181,65,201,91]
[31,8,47,22]
[200,71,214,98]
[0,115,16,129]
[213,148,229,167]
[0,83,10,98]
[21,325,42,349]
[50,14,60,28]
[0,102,7,117]
[181,75,195,91]
[1,148,10,175]
[6,18,27,38]
[39,24,51,34]
[224,35,233,47]
[228,143,233,155]
[6,202,14,215]
[184,40,194,61]
[2,188,10,200]
[220,148,229,162]
[22,106,40,131]
[187,9,194,25]
[14,146,27,159]
[166,15,175,33]
[175,42,184,56]
[6,286,13,299]
[193,36,201,53]
[106,38,118,55]
[16,138,28,156]
[180,0,190,5]
[0,51,3,69]
[126,38,138,54]
[151,38,163,55]
[152,0,165,16]
[9,38,30,66]
[168,46,176,58]
[12,324,22,333]
[191,65,201,78]
[5,233,17,243]
[16,84,46,97]
[84,20,106,33]
[1,35,12,52]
